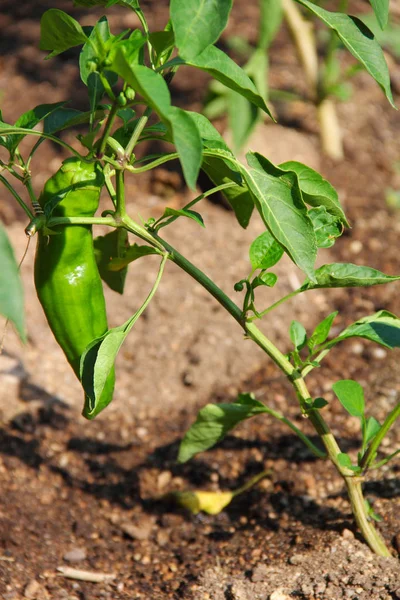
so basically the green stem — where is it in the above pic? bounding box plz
[345,477,391,557]
[106,136,125,159]
[125,106,153,158]
[124,252,169,335]
[99,73,116,102]
[154,182,237,230]
[47,216,118,228]
[26,138,46,170]
[24,178,38,209]
[135,9,155,69]
[248,289,303,321]
[0,175,33,219]
[259,404,326,458]
[98,102,119,157]
[104,164,117,207]
[127,152,179,173]
[360,403,400,471]
[369,448,400,470]
[233,469,272,497]
[0,128,83,158]
[115,169,125,217]
[116,215,389,555]
[301,348,330,377]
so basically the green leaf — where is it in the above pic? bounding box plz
[170,0,232,60]
[228,92,259,153]
[81,329,124,418]
[312,397,328,409]
[202,157,254,228]
[290,320,307,350]
[111,51,203,188]
[117,108,136,125]
[178,393,268,463]
[86,73,106,115]
[364,416,381,445]
[369,0,389,30]
[227,49,268,151]
[167,107,202,190]
[5,102,66,155]
[40,9,88,59]
[259,0,283,50]
[308,311,338,348]
[110,55,171,119]
[325,310,400,350]
[149,30,175,63]
[242,152,317,279]
[106,243,159,271]
[178,45,273,117]
[364,498,383,522]
[162,207,205,228]
[249,230,284,270]
[93,230,129,294]
[295,0,395,107]
[301,263,400,290]
[279,160,348,225]
[252,272,278,289]
[333,379,365,418]
[186,111,233,155]
[80,16,111,85]
[308,206,342,249]
[0,224,25,342]
[112,30,147,66]
[80,260,164,418]
[360,14,400,59]
[337,452,361,472]
[184,113,254,226]
[44,108,105,133]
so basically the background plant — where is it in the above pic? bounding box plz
[204,0,394,160]
[0,0,398,558]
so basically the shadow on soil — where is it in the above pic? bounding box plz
[2,390,398,541]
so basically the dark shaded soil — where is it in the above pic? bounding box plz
[0,1,400,599]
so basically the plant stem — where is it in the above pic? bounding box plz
[369,448,400,470]
[345,476,392,556]
[98,102,119,157]
[48,216,118,228]
[115,169,125,217]
[301,348,330,376]
[360,402,400,471]
[0,175,33,219]
[127,152,179,173]
[282,0,344,159]
[125,106,153,158]
[0,128,83,158]
[282,0,319,97]
[154,182,237,230]
[318,97,344,161]
[248,289,303,321]
[157,234,245,324]
[117,215,391,555]
[104,164,117,207]
[258,404,326,458]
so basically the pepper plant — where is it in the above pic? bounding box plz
[0,0,399,558]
